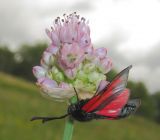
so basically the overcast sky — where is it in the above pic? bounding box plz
[0,0,160,93]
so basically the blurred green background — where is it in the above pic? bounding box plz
[1,0,160,139]
[0,43,160,140]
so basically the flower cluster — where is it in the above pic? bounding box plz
[33,13,112,100]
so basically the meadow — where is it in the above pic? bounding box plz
[0,72,160,140]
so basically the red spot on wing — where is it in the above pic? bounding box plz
[96,89,130,118]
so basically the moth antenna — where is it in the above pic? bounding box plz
[73,87,79,102]
[30,114,69,123]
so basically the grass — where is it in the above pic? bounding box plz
[0,72,160,140]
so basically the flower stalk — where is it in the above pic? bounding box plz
[63,96,77,140]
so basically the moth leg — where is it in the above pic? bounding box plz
[30,114,69,123]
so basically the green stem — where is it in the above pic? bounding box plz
[62,117,74,140]
[62,96,77,140]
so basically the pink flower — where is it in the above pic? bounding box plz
[32,13,113,100]
[46,12,91,48]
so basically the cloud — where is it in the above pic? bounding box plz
[0,0,93,49]
[0,0,159,93]
[95,30,130,69]
[0,0,44,48]
[97,32,160,93]
[140,43,160,69]
[71,1,93,12]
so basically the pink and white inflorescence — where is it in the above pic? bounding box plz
[33,12,112,100]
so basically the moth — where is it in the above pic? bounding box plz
[31,65,141,123]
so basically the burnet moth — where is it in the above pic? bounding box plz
[31,65,141,123]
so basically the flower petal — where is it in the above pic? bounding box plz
[46,44,59,55]
[38,78,58,88]
[59,82,71,89]
[58,43,84,69]
[32,66,46,79]
[79,34,91,48]
[40,87,75,100]
[45,28,51,38]
[95,47,107,59]
[97,80,109,93]
[41,51,54,66]
[99,57,112,73]
[51,31,60,46]
[64,68,77,79]
[36,77,75,100]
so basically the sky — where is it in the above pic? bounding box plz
[0,0,160,93]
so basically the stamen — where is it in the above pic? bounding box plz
[55,18,58,23]
[76,15,80,19]
[51,26,54,30]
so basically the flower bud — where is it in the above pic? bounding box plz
[64,68,77,79]
[95,47,107,59]
[32,66,46,78]
[41,51,55,66]
[83,63,96,73]
[88,72,105,83]
[77,70,88,81]
[59,82,71,89]
[46,44,59,55]
[51,67,64,82]
[37,77,58,92]
[98,57,112,74]
[51,31,60,46]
